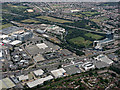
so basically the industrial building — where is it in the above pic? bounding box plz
[9,40,22,46]
[33,54,45,62]
[0,77,16,89]
[82,62,95,71]
[51,68,66,78]
[26,75,53,88]
[18,75,29,81]
[36,43,48,49]
[93,32,115,50]
[33,69,44,77]
[64,65,81,75]
[94,54,113,65]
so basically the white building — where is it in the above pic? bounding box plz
[0,77,16,89]
[82,62,95,71]
[18,75,29,81]
[51,68,66,78]
[95,54,113,65]
[33,69,44,76]
[36,43,48,49]
[9,40,22,46]
[26,75,53,88]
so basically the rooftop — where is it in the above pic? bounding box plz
[9,40,22,46]
[36,43,48,49]
[0,78,16,89]
[51,68,66,78]
[33,69,44,76]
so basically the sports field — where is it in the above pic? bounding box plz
[85,33,103,40]
[69,36,92,47]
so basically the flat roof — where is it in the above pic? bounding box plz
[33,54,45,62]
[1,26,23,34]
[36,43,48,49]
[93,61,109,69]
[0,78,16,89]
[97,54,113,64]
[9,40,22,45]
[27,75,53,88]
[33,69,44,76]
[51,68,66,78]
[64,65,81,75]
[27,78,44,88]
[25,45,40,56]
[18,75,29,81]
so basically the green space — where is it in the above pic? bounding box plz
[73,14,84,18]
[91,17,108,23]
[69,36,92,47]
[0,17,2,20]
[81,11,101,17]
[0,23,13,29]
[36,16,73,23]
[21,19,40,23]
[85,33,103,40]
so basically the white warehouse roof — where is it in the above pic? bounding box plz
[0,35,8,39]
[27,75,53,88]
[82,62,95,71]
[9,40,22,46]
[51,68,66,78]
[0,78,16,89]
[33,69,44,76]
[18,75,29,81]
[36,43,48,49]
[96,54,113,65]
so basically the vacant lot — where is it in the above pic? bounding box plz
[21,19,40,23]
[85,33,103,40]
[36,16,73,23]
[0,23,13,29]
[69,36,92,47]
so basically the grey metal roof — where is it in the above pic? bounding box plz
[64,65,81,75]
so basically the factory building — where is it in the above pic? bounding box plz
[94,54,113,65]
[93,32,115,50]
[82,62,95,71]
[18,32,33,41]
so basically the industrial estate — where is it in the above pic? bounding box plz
[0,1,120,89]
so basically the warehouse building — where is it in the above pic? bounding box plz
[51,68,66,78]
[33,54,45,62]
[9,40,22,46]
[64,65,81,75]
[26,75,53,88]
[0,77,16,89]
[82,62,95,71]
[17,75,29,82]
[36,43,48,49]
[95,54,113,65]
[33,69,44,77]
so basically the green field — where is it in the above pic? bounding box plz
[73,14,84,18]
[91,17,108,23]
[0,23,13,29]
[0,17,2,20]
[81,11,100,17]
[85,33,103,40]
[36,16,73,23]
[69,36,92,47]
[21,19,40,23]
